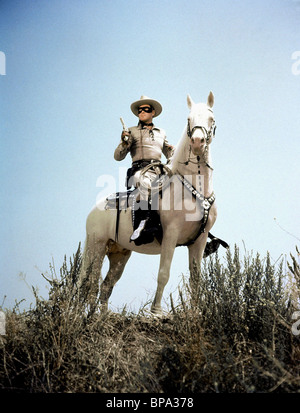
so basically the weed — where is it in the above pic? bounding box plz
[0,245,299,392]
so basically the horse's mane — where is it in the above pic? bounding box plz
[169,126,188,173]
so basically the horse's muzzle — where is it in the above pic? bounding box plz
[190,137,206,154]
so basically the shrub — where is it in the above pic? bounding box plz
[0,245,299,392]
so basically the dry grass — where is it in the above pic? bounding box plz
[0,245,299,393]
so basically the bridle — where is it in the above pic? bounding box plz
[184,113,217,168]
[187,117,217,144]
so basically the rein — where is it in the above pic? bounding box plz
[174,114,217,245]
[187,118,216,142]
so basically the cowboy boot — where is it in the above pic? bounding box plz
[130,218,148,241]
[130,204,152,242]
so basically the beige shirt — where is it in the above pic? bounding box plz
[114,123,173,163]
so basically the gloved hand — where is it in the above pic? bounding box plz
[121,131,131,144]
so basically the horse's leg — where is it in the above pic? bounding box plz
[81,236,106,275]
[151,234,177,315]
[188,232,209,302]
[188,202,217,299]
[189,202,217,274]
[188,232,209,274]
[80,237,108,305]
[100,243,132,310]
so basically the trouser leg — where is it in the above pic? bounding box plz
[130,192,152,242]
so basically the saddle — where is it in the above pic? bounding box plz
[106,163,229,255]
[105,190,228,255]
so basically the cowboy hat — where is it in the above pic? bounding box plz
[130,95,162,117]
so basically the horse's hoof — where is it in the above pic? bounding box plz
[150,306,163,318]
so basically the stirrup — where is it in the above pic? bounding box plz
[130,219,147,241]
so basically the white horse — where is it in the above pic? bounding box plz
[81,92,218,315]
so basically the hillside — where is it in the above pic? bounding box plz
[0,245,299,393]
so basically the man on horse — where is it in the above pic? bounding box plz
[114,95,174,243]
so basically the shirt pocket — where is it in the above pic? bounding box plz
[152,130,165,148]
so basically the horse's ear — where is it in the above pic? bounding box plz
[187,94,194,109]
[207,91,214,108]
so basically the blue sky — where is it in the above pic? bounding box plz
[1,0,300,311]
